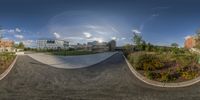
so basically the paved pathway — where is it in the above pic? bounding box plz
[0,53,200,100]
[28,52,117,69]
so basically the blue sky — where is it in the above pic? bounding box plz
[0,0,200,47]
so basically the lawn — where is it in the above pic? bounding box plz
[0,52,16,74]
[128,50,200,82]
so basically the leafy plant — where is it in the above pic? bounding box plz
[181,71,198,80]
[135,54,164,70]
[144,71,154,80]
[160,72,170,82]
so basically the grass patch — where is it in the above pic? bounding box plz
[0,52,16,74]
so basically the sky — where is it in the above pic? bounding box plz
[0,0,200,47]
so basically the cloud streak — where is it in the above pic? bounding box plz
[132,29,141,34]
[15,34,24,39]
[83,32,92,38]
[53,32,60,38]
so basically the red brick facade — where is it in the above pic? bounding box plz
[184,36,196,49]
[0,40,14,48]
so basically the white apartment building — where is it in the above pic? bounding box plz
[87,41,109,52]
[37,39,69,49]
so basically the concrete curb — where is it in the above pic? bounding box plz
[0,55,18,81]
[123,54,200,88]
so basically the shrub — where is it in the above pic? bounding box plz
[135,54,164,71]
[160,72,170,82]
[123,44,134,57]
[174,54,198,67]
[0,52,16,74]
[144,71,162,80]
[144,71,154,79]
[181,71,198,80]
[176,67,182,73]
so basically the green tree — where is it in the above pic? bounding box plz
[145,43,153,51]
[171,43,179,48]
[141,40,146,50]
[133,32,147,51]
[16,42,25,49]
[133,33,142,46]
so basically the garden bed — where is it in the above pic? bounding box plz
[0,52,16,74]
[128,51,200,82]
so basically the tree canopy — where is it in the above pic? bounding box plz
[171,43,179,48]
[133,33,142,45]
[15,42,25,49]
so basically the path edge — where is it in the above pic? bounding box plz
[0,55,18,81]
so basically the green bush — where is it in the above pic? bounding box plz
[173,54,198,67]
[144,71,154,79]
[181,71,198,80]
[0,52,16,73]
[160,72,170,82]
[123,44,134,57]
[144,71,161,80]
[135,54,164,71]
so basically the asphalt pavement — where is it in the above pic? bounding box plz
[0,53,200,100]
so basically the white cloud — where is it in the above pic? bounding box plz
[2,37,9,40]
[111,37,117,40]
[15,34,24,39]
[83,32,92,38]
[15,28,21,33]
[22,40,36,47]
[8,29,15,33]
[87,37,104,43]
[132,29,141,34]
[184,35,192,40]
[1,28,22,34]
[86,25,100,29]
[64,37,84,40]
[98,39,103,43]
[121,37,126,40]
[95,31,106,34]
[111,27,119,33]
[53,32,60,38]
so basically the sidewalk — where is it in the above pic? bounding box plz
[28,52,117,69]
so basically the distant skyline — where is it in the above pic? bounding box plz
[1,0,200,47]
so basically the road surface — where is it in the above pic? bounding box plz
[0,53,200,100]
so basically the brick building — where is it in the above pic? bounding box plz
[0,40,14,52]
[184,36,196,49]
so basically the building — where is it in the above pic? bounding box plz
[87,41,108,52]
[0,39,14,52]
[108,40,116,51]
[184,36,197,49]
[37,39,69,50]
